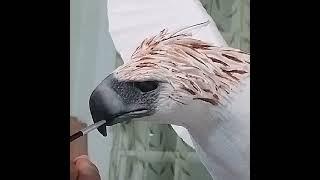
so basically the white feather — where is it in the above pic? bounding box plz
[188,77,250,180]
[171,125,195,148]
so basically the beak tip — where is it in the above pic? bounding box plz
[98,125,107,137]
[88,74,127,137]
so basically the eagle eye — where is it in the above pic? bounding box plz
[134,81,159,92]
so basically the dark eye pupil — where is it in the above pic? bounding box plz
[134,81,158,92]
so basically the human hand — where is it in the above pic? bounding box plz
[70,155,101,180]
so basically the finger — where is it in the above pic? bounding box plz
[73,155,99,173]
[73,155,90,163]
[74,156,101,180]
[70,160,78,180]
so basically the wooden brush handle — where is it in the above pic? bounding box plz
[70,131,83,142]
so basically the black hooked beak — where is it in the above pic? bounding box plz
[89,74,157,137]
[89,74,123,136]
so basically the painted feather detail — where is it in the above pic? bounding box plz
[114,22,250,106]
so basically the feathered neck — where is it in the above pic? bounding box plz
[186,77,250,180]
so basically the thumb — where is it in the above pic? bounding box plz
[74,155,101,180]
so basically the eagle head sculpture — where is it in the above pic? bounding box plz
[89,23,250,180]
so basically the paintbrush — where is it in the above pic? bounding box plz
[70,120,106,142]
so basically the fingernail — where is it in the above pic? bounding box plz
[73,155,89,162]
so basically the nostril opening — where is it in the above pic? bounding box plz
[134,81,159,92]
